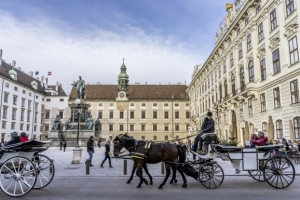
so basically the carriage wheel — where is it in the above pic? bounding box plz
[198,163,224,189]
[32,155,55,189]
[0,156,37,197]
[248,160,265,182]
[263,156,295,189]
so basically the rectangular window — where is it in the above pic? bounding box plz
[286,0,295,16]
[165,135,168,141]
[20,124,23,130]
[153,111,157,119]
[164,111,169,119]
[260,93,266,112]
[28,101,31,109]
[27,110,31,122]
[45,111,50,119]
[240,103,244,117]
[109,124,113,131]
[164,124,169,131]
[141,124,145,131]
[175,124,179,131]
[59,111,63,119]
[186,111,190,119]
[247,34,252,50]
[175,111,179,119]
[238,43,243,59]
[290,79,299,104]
[260,59,266,81]
[45,125,49,131]
[4,93,8,102]
[276,120,283,139]
[109,111,114,119]
[141,111,146,119]
[153,103,157,106]
[258,22,264,42]
[256,5,261,13]
[153,124,157,131]
[248,99,253,115]
[2,107,7,119]
[130,111,134,118]
[26,125,30,131]
[237,28,240,35]
[223,61,227,74]
[153,136,157,140]
[289,36,299,65]
[270,9,277,30]
[120,124,124,131]
[120,111,124,119]
[164,103,168,107]
[98,111,102,119]
[245,18,249,26]
[21,110,24,121]
[35,103,38,111]
[141,136,145,140]
[34,126,37,132]
[218,66,221,77]
[13,96,17,105]
[273,87,281,108]
[130,125,134,131]
[12,109,16,120]
[230,53,234,67]
[272,49,281,74]
[22,98,25,107]
[2,121,6,129]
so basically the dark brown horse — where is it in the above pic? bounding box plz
[113,134,187,189]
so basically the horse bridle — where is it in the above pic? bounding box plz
[114,137,136,155]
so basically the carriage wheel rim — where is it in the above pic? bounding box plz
[198,163,224,189]
[32,155,55,189]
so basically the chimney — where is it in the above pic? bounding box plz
[45,78,48,89]
[177,82,181,85]
[28,71,33,77]
[55,81,59,92]
[18,67,21,70]
[41,75,44,86]
[0,49,3,63]
[145,82,148,85]
[12,60,16,68]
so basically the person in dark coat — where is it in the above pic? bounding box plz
[192,111,215,155]
[60,139,63,150]
[100,140,113,168]
[6,132,21,145]
[62,140,67,152]
[87,136,95,166]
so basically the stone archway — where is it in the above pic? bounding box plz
[231,110,237,138]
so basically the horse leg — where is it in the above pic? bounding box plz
[158,163,171,189]
[142,164,153,185]
[177,167,187,188]
[136,163,148,188]
[169,164,177,184]
[127,162,136,184]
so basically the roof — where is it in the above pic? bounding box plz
[47,85,67,96]
[0,61,45,94]
[69,84,188,101]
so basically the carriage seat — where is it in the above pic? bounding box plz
[201,133,220,144]
[256,144,283,152]
[214,145,242,153]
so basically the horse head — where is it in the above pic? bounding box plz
[113,135,124,157]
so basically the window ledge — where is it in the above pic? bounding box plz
[272,72,281,77]
[274,107,282,110]
[288,61,299,68]
[290,102,300,107]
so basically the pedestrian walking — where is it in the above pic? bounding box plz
[100,140,113,168]
[87,136,95,167]
[97,139,101,148]
[62,140,67,152]
[60,139,62,150]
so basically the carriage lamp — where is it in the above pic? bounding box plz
[76,104,82,147]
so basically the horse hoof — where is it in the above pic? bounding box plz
[144,179,149,186]
[149,182,153,185]
[174,179,178,184]
[126,180,131,184]
[137,185,141,188]
[158,186,163,189]
[169,180,173,184]
[182,183,187,188]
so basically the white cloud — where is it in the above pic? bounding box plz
[0,9,205,93]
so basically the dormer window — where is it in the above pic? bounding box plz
[9,69,17,80]
[31,80,38,90]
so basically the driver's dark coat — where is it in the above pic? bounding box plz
[201,117,215,133]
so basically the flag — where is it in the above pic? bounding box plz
[35,71,39,75]
[48,72,52,76]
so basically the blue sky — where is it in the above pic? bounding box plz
[0,0,228,92]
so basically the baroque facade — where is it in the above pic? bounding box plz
[67,60,191,142]
[0,49,68,142]
[187,0,300,144]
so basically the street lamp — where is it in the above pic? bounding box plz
[76,104,82,147]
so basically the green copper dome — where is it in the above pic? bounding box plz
[117,58,129,91]
[9,69,17,76]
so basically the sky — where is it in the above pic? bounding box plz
[0,0,229,93]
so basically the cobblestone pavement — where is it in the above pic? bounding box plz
[42,147,300,178]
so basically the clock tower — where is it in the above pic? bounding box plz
[117,58,129,91]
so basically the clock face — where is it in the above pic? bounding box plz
[120,93,125,98]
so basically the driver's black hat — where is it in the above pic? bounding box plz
[207,111,213,116]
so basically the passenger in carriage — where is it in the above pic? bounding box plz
[5,132,21,145]
[192,111,215,155]
[20,132,29,143]
[251,131,268,147]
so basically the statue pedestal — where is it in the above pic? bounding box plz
[71,147,83,164]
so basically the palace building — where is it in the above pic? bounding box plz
[67,60,191,142]
[187,0,300,144]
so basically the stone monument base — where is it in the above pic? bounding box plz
[71,147,83,164]
[48,130,96,147]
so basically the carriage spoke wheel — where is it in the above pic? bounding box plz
[248,161,265,182]
[0,156,37,197]
[198,163,224,189]
[263,156,295,189]
[32,155,55,189]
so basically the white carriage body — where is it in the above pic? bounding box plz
[0,151,35,164]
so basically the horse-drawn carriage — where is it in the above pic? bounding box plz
[113,133,295,190]
[0,140,55,197]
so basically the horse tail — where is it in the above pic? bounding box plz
[176,145,186,165]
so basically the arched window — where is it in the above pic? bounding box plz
[249,60,255,82]
[262,122,267,132]
[224,79,228,98]
[294,117,300,139]
[231,74,235,95]
[276,120,283,139]
[240,67,245,91]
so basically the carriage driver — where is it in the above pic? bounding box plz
[192,111,215,155]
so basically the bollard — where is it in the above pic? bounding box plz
[50,159,54,174]
[86,159,90,175]
[124,160,127,175]
[161,162,165,174]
